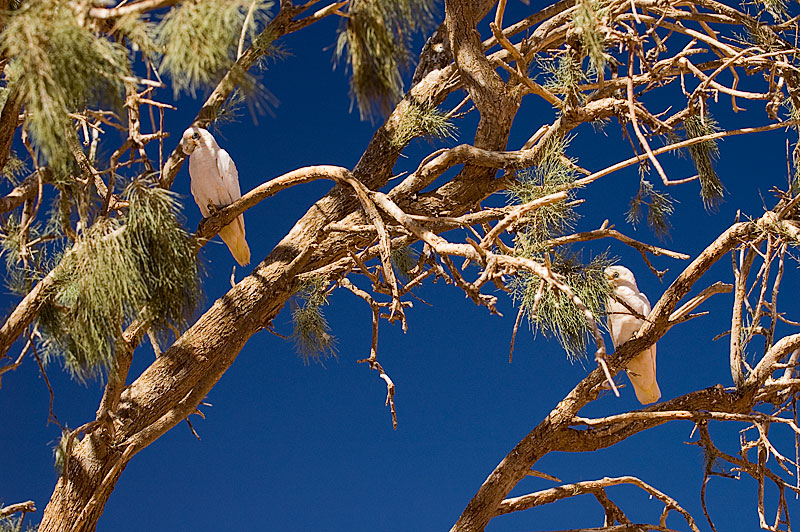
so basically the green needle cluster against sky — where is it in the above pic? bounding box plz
[2,2,799,531]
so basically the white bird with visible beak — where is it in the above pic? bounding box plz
[181,126,250,266]
[604,265,660,404]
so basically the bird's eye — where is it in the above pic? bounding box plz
[191,132,200,140]
[613,272,620,278]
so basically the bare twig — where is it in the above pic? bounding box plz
[496,475,700,532]
[0,500,36,519]
[731,246,756,387]
[339,278,399,429]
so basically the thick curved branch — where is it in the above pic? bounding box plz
[0,500,36,518]
[745,333,800,391]
[35,3,800,531]
[0,169,48,214]
[556,387,742,454]
[195,166,352,243]
[572,410,800,433]
[41,47,466,527]
[496,475,700,532]
[0,85,22,173]
[0,267,58,358]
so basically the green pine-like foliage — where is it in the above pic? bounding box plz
[537,52,590,108]
[0,212,50,296]
[290,277,336,363]
[571,0,608,74]
[510,254,612,360]
[0,0,275,173]
[390,246,419,280]
[157,0,273,97]
[684,112,725,210]
[390,102,456,147]
[508,136,580,254]
[37,183,201,381]
[1,151,25,184]
[0,515,36,532]
[507,136,612,359]
[1,1,129,171]
[627,179,676,240]
[336,0,436,121]
[759,0,788,19]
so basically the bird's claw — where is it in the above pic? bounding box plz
[598,380,625,392]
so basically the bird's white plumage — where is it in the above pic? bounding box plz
[605,265,660,404]
[181,127,250,266]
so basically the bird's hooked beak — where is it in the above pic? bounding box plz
[181,128,203,155]
[181,137,198,155]
[604,268,621,284]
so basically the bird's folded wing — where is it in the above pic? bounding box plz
[216,148,242,203]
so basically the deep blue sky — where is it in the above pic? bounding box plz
[2,2,800,531]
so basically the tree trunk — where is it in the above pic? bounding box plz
[40,433,127,532]
[37,32,464,528]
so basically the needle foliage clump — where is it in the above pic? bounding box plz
[157,0,273,97]
[627,179,675,240]
[757,0,788,20]
[571,0,609,74]
[0,513,32,532]
[290,277,336,363]
[0,213,50,295]
[1,1,129,171]
[684,112,725,210]
[390,102,456,147]
[507,136,611,358]
[508,136,580,254]
[336,0,436,121]
[112,13,159,56]
[36,183,201,381]
[510,254,612,360]
[537,52,590,108]
[2,151,25,184]
[390,246,419,280]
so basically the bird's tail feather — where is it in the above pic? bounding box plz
[626,346,661,404]
[218,215,250,266]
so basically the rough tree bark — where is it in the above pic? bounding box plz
[1,1,797,531]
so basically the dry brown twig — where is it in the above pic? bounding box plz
[495,475,701,532]
[338,278,400,429]
[0,500,36,519]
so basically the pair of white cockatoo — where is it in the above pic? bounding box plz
[604,265,661,404]
[180,126,250,266]
[177,127,660,403]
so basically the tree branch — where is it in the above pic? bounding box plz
[88,0,180,19]
[0,169,48,214]
[496,475,700,532]
[0,500,36,518]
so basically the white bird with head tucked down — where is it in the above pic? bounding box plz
[604,265,660,404]
[181,126,250,266]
